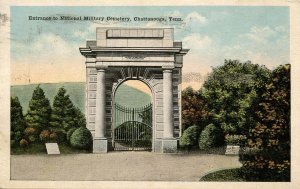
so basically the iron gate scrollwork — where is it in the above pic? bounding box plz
[114,103,152,151]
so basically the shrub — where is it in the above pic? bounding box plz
[49,132,58,142]
[179,125,200,149]
[24,127,38,143]
[70,127,93,150]
[11,140,16,148]
[28,135,37,143]
[19,139,29,148]
[13,131,22,143]
[199,124,224,150]
[39,130,50,142]
[67,128,77,142]
[51,129,66,143]
[225,134,247,146]
[24,127,36,135]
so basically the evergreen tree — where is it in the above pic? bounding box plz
[11,96,26,144]
[25,85,52,132]
[73,107,87,128]
[49,87,66,128]
[62,96,77,130]
[50,87,86,132]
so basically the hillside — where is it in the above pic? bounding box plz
[11,82,151,113]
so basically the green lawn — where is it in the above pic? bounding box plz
[11,82,151,114]
[177,146,227,155]
[200,168,245,181]
[11,143,91,155]
[11,82,86,113]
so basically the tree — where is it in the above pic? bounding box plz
[50,87,86,132]
[181,87,210,130]
[25,85,52,134]
[179,125,201,149]
[49,87,67,129]
[70,127,93,150]
[198,123,223,150]
[73,107,86,128]
[11,96,26,145]
[200,60,271,135]
[240,64,290,181]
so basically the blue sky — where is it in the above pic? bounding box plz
[11,6,289,87]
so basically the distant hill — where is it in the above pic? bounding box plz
[11,82,151,114]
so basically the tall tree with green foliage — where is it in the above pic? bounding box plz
[25,85,52,132]
[240,64,290,181]
[73,107,87,128]
[200,60,271,135]
[182,87,210,130]
[11,96,27,145]
[50,87,86,132]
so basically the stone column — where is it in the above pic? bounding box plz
[93,68,108,153]
[162,69,177,153]
[163,69,174,138]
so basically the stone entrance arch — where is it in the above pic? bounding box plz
[79,27,189,153]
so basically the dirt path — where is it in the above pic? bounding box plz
[11,152,241,181]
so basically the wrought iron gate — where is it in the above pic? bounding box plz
[114,103,152,151]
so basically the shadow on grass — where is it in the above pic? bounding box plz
[200,168,245,181]
[11,143,91,155]
[177,145,227,156]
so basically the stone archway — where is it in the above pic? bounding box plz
[113,78,153,151]
[79,27,189,153]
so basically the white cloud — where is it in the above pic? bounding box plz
[73,22,103,39]
[181,24,289,84]
[182,33,212,51]
[181,33,217,78]
[11,20,289,89]
[73,30,89,39]
[228,25,289,68]
[32,34,73,57]
[184,11,207,25]
[168,10,183,18]
[275,25,287,33]
[240,26,277,44]
[11,33,85,85]
[144,21,168,28]
[73,21,125,40]
[220,43,288,69]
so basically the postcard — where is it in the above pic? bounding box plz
[0,0,300,189]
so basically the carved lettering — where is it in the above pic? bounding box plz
[123,55,146,60]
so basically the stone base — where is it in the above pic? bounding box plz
[162,138,177,153]
[153,140,163,153]
[93,138,108,153]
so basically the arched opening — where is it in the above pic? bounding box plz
[114,80,152,107]
[113,80,153,151]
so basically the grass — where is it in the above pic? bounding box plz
[11,82,151,114]
[11,82,86,113]
[11,143,91,155]
[59,143,91,154]
[200,168,245,181]
[11,143,47,155]
[177,145,227,155]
